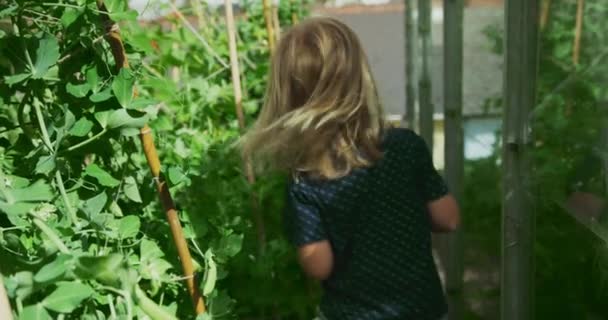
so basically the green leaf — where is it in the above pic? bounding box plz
[0,4,18,18]
[90,88,113,103]
[82,192,107,218]
[140,239,164,262]
[202,249,217,296]
[94,110,110,128]
[75,254,124,285]
[4,73,30,85]
[34,255,70,283]
[123,176,142,203]
[19,304,52,320]
[112,68,135,108]
[31,37,60,79]
[107,109,148,129]
[69,118,94,137]
[7,271,34,300]
[118,215,140,238]
[7,180,53,203]
[109,9,138,22]
[168,167,188,185]
[84,164,120,187]
[139,239,171,282]
[66,82,91,98]
[60,7,83,28]
[42,281,94,313]
[0,202,37,218]
[221,233,243,258]
[85,67,99,92]
[35,155,55,175]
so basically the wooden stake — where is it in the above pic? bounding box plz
[272,4,281,42]
[540,0,551,31]
[263,0,276,52]
[224,0,267,253]
[96,0,205,315]
[291,0,299,25]
[573,0,584,65]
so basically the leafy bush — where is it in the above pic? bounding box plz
[0,0,316,319]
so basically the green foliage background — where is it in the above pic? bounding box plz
[467,1,608,318]
[0,0,317,319]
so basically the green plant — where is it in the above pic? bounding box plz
[0,0,316,319]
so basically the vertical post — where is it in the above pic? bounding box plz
[572,0,585,65]
[501,0,540,319]
[443,0,464,319]
[418,0,433,147]
[96,0,205,315]
[291,0,299,24]
[224,0,267,254]
[404,0,416,129]
[263,0,276,52]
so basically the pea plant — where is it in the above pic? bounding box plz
[0,0,314,319]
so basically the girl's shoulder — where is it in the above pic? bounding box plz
[382,127,425,151]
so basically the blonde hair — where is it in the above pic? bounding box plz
[241,17,385,180]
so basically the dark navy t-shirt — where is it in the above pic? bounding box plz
[284,128,448,320]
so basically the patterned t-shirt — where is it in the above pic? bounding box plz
[284,128,448,320]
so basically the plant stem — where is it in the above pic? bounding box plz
[134,286,178,320]
[65,129,108,152]
[31,216,70,254]
[32,98,54,153]
[55,171,79,226]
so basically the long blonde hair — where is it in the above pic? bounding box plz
[241,17,385,179]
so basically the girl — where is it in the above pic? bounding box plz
[242,17,460,320]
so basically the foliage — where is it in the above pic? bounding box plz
[474,1,608,318]
[0,0,315,319]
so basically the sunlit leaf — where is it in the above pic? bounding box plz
[34,255,71,283]
[90,88,113,103]
[68,118,94,137]
[112,68,135,108]
[123,176,142,203]
[66,82,91,98]
[19,304,51,320]
[60,7,83,28]
[42,281,94,313]
[84,164,120,187]
[31,37,60,79]
[35,155,55,175]
[82,192,107,218]
[117,215,140,238]
[75,254,124,285]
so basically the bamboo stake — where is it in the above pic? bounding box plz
[263,0,276,52]
[573,0,584,65]
[540,0,551,31]
[224,0,267,254]
[272,4,281,42]
[96,0,205,315]
[291,0,299,25]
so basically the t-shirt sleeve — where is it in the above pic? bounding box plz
[283,183,327,247]
[410,132,449,202]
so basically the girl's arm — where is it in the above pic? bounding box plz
[427,194,460,232]
[297,240,334,281]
